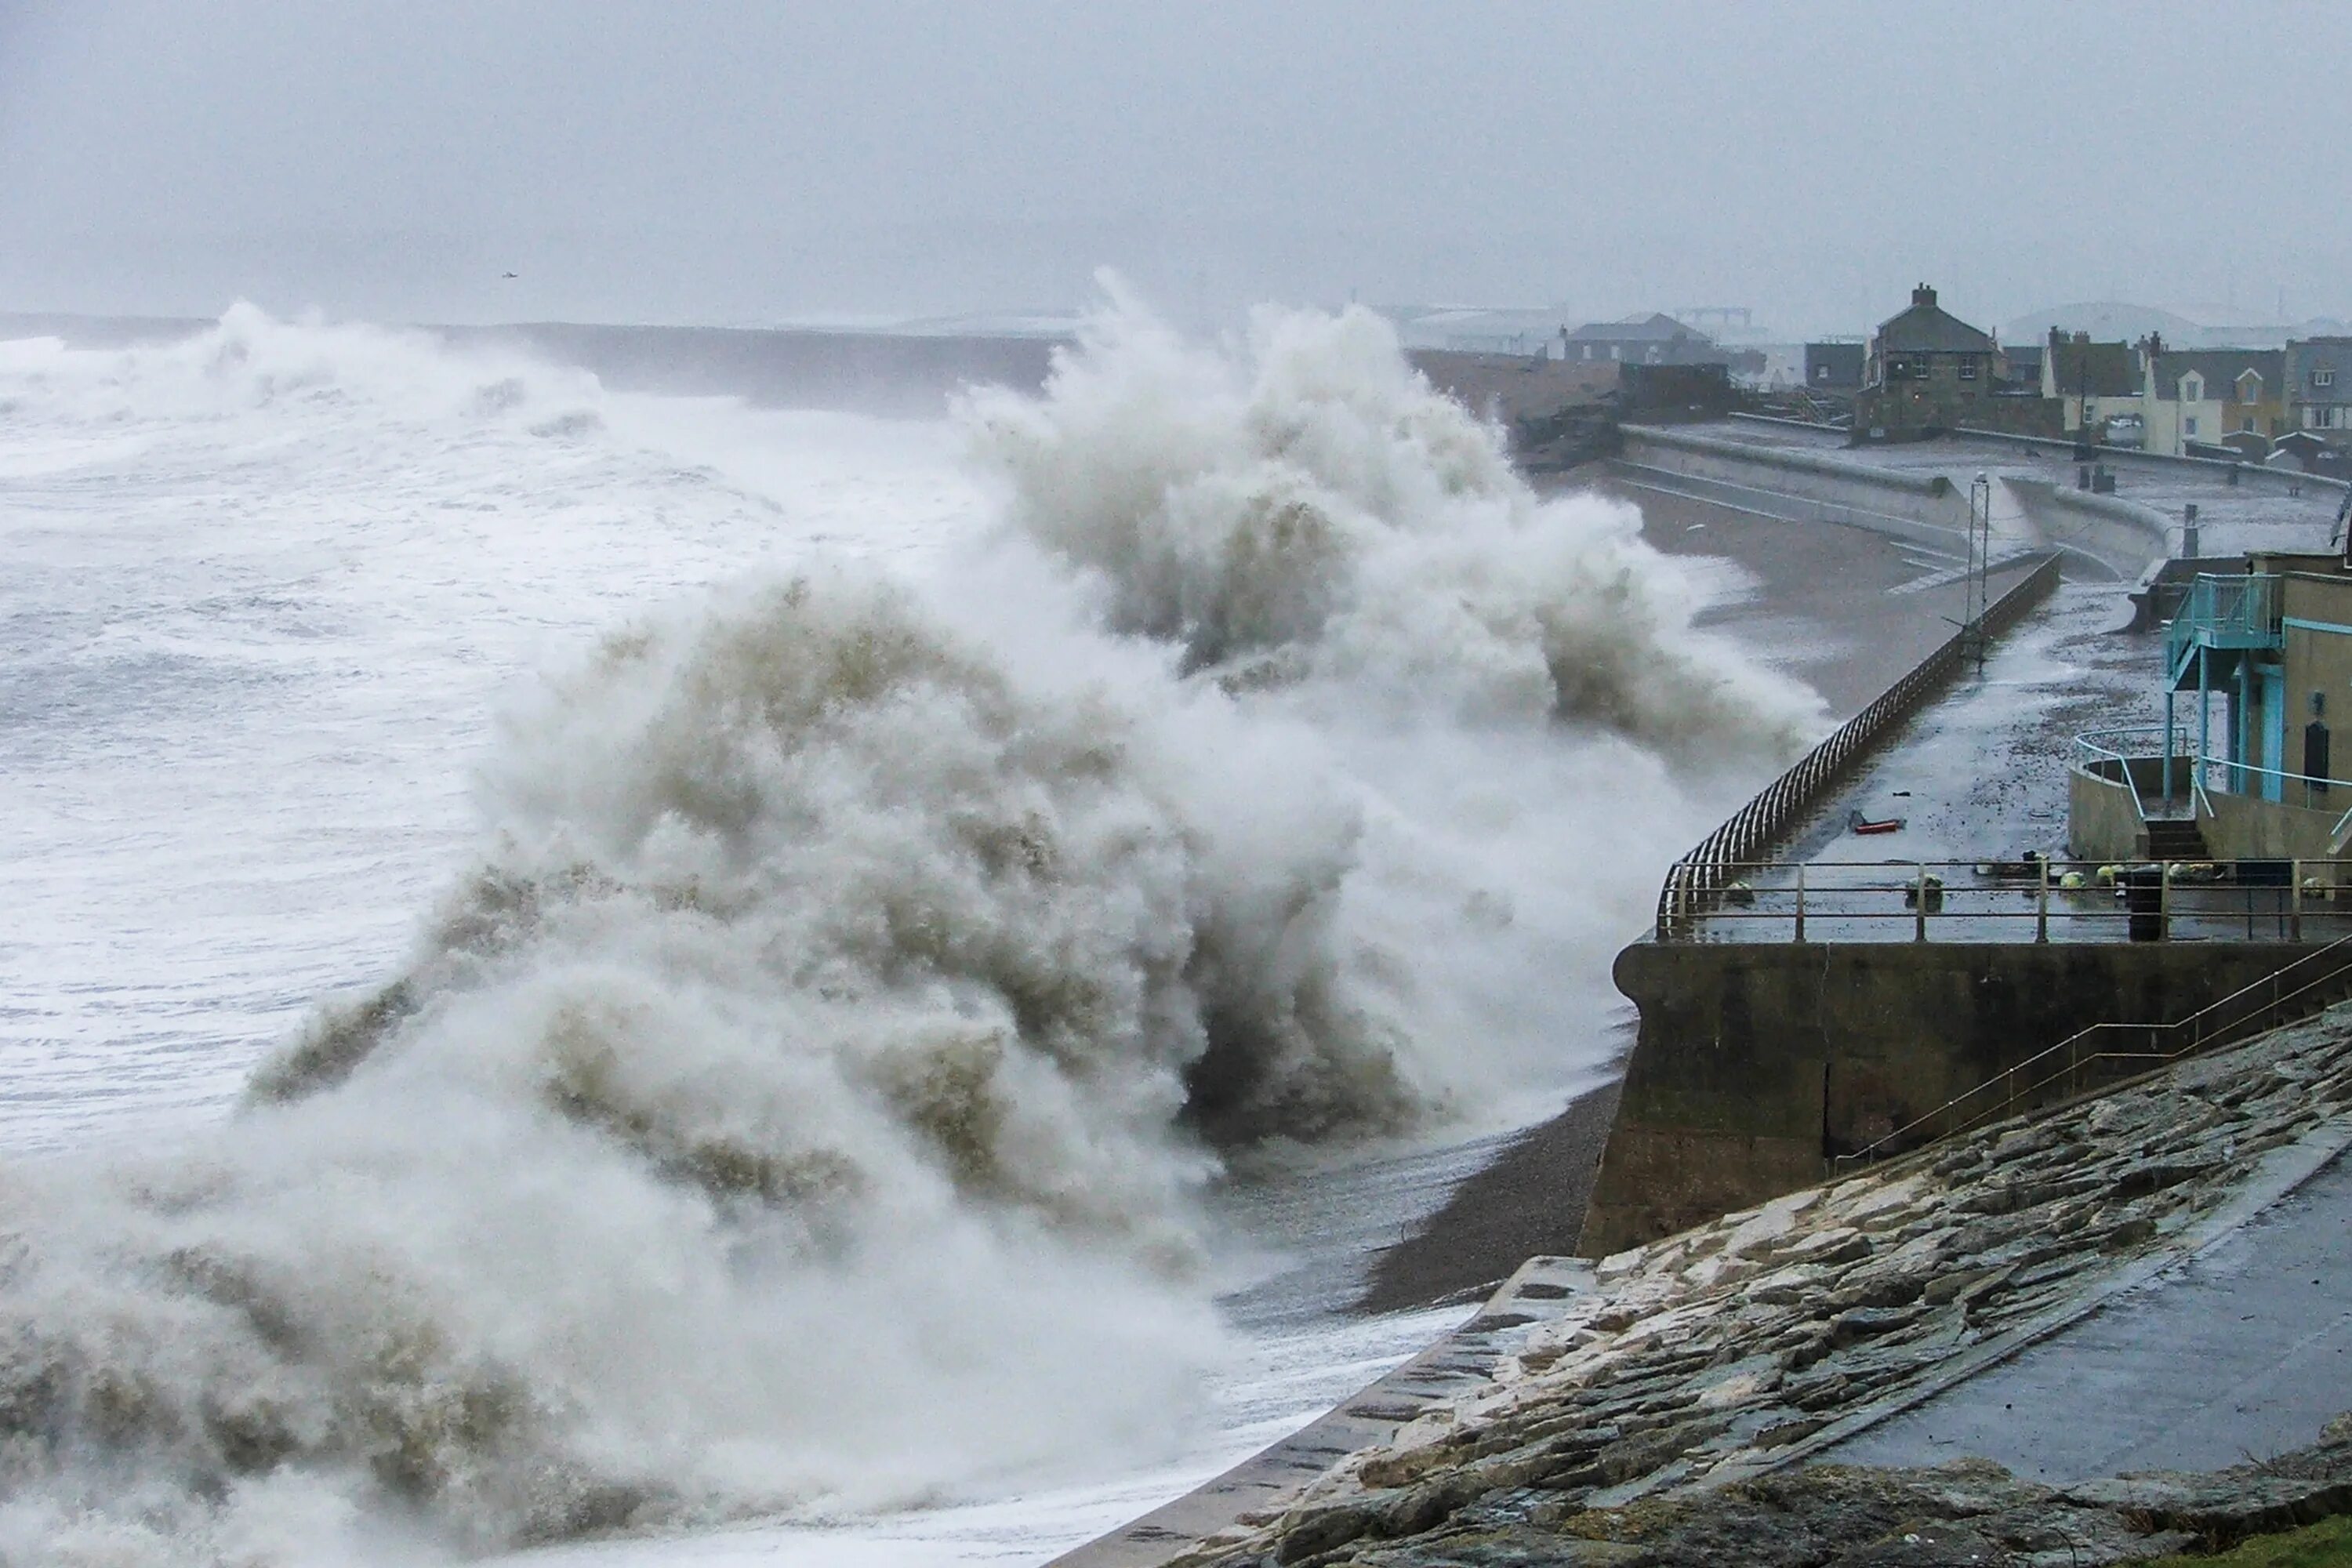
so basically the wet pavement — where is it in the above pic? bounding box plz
[1675,572,2352,945]
[1693,418,2346,561]
[1824,1145,2352,1481]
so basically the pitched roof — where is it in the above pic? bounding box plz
[1875,285,1994,354]
[1566,312,1709,343]
[2290,337,2352,397]
[2152,349,2284,401]
[2049,338,2140,397]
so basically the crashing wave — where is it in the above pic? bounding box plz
[964,280,1823,757]
[0,571,1410,1563]
[0,292,1825,1565]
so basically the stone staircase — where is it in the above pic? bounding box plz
[2144,816,2212,862]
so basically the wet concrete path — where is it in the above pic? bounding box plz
[1825,1148,2352,1479]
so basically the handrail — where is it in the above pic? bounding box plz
[2070,724,2192,822]
[2165,572,2282,676]
[1656,554,2063,938]
[2198,753,2348,809]
[2072,736,2352,814]
[1679,855,2352,946]
[1834,925,2352,1168]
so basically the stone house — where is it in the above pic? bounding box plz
[1855,284,1998,439]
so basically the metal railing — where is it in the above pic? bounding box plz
[1655,554,2063,939]
[2071,736,2352,833]
[1693,855,2352,945]
[1832,925,2352,1168]
[2071,724,2192,821]
[2164,572,2281,671]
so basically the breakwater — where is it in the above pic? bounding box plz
[1152,1004,2352,1566]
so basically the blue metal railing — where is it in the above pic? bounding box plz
[2165,572,2281,675]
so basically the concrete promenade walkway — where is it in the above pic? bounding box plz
[1826,1147,2352,1479]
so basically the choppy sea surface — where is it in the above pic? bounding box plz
[0,307,1806,1566]
[0,317,1519,1566]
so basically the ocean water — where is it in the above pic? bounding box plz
[0,300,1817,1566]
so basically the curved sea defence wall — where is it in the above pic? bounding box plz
[1617,425,1975,550]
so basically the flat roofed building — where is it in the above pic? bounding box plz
[1804,340,1864,391]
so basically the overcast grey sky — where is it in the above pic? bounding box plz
[4,1,2349,337]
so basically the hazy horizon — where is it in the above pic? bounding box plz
[5,1,2350,339]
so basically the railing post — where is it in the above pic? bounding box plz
[2293,859,2304,942]
[1915,862,1928,942]
[2161,859,2173,942]
[1793,862,1806,943]
[2037,855,2050,943]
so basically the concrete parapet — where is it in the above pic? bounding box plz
[2067,762,2151,862]
[1958,424,2352,499]
[1619,426,1974,548]
[1581,938,2324,1256]
[2002,476,2174,581]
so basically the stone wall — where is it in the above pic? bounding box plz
[1156,1007,2352,1568]
[1581,938,2325,1255]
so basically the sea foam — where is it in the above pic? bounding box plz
[0,289,1819,1565]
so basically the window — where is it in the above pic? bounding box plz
[2183,377,2202,401]
[1958,359,1979,379]
[2317,369,2337,389]
[2245,416,2257,433]
[2186,416,2199,436]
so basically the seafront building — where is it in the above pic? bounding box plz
[2074,550,2352,867]
[1853,284,1998,439]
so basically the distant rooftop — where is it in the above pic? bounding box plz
[2048,333,2140,397]
[1875,285,1994,354]
[2151,348,2283,401]
[1566,312,1711,343]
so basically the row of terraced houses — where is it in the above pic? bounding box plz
[1821,285,2352,473]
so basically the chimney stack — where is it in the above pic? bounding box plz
[1912,283,1937,309]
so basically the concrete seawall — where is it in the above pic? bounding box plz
[1618,426,1974,551]
[2002,477,2175,582]
[1580,939,2324,1257]
[1621,423,2202,585]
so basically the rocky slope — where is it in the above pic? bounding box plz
[1168,1004,2352,1566]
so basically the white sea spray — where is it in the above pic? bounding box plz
[0,292,1823,1565]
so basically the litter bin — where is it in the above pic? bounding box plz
[2121,866,2166,942]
